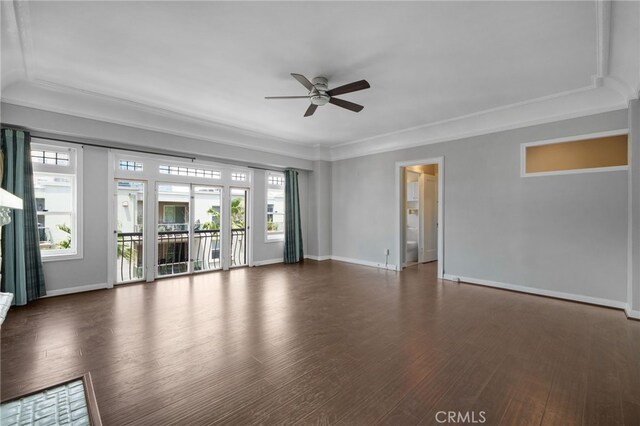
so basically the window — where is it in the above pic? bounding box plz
[522,133,628,176]
[231,172,247,181]
[31,149,69,166]
[159,164,221,179]
[32,142,82,260]
[266,172,285,241]
[119,160,143,171]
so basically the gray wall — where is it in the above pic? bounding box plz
[307,160,332,258]
[332,110,629,303]
[42,145,109,291]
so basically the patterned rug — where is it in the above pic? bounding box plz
[1,374,101,426]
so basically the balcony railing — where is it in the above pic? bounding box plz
[157,230,189,276]
[231,228,246,267]
[193,229,221,271]
[117,232,143,283]
[117,227,245,280]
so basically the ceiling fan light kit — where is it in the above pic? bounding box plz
[266,73,370,117]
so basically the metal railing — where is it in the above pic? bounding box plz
[117,227,246,280]
[116,232,143,282]
[231,228,246,266]
[193,229,221,271]
[157,230,189,276]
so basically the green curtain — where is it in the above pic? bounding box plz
[283,169,303,263]
[1,129,46,305]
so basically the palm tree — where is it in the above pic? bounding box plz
[206,198,245,229]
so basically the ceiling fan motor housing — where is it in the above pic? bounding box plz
[310,76,330,105]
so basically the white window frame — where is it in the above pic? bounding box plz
[32,139,83,262]
[265,171,285,243]
[520,130,629,178]
[109,150,254,284]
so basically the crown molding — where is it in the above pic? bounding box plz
[1,79,327,162]
[1,79,629,163]
[327,85,628,161]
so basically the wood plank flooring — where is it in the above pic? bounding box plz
[1,260,639,425]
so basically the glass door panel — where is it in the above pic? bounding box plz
[230,188,248,267]
[193,186,222,272]
[157,183,190,276]
[116,180,145,283]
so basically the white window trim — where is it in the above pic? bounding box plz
[32,139,83,262]
[265,171,285,243]
[520,129,629,178]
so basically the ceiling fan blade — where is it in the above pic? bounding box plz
[291,73,315,91]
[265,96,310,99]
[329,97,364,113]
[304,104,318,117]
[327,80,370,97]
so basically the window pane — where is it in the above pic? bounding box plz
[159,165,221,179]
[38,213,73,251]
[266,173,285,240]
[119,160,143,171]
[33,174,74,252]
[525,135,628,174]
[32,149,70,166]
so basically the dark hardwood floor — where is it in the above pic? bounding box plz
[2,260,639,425]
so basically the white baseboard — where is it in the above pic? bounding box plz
[43,282,109,298]
[252,258,284,266]
[625,305,640,320]
[330,255,397,271]
[305,254,331,261]
[442,274,628,311]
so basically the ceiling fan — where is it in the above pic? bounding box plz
[265,73,370,117]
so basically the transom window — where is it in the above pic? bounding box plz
[119,160,143,171]
[231,172,247,181]
[31,149,70,166]
[159,165,221,179]
[268,175,284,185]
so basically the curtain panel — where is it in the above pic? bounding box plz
[283,169,303,263]
[1,129,46,305]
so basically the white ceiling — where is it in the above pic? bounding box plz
[1,1,638,160]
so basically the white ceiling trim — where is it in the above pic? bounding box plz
[594,0,611,85]
[11,0,33,81]
[1,79,325,161]
[328,85,627,161]
[1,78,628,163]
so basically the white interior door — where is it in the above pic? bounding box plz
[420,174,438,263]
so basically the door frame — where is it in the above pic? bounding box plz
[419,173,438,263]
[395,157,444,278]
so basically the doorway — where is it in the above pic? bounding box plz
[395,157,444,278]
